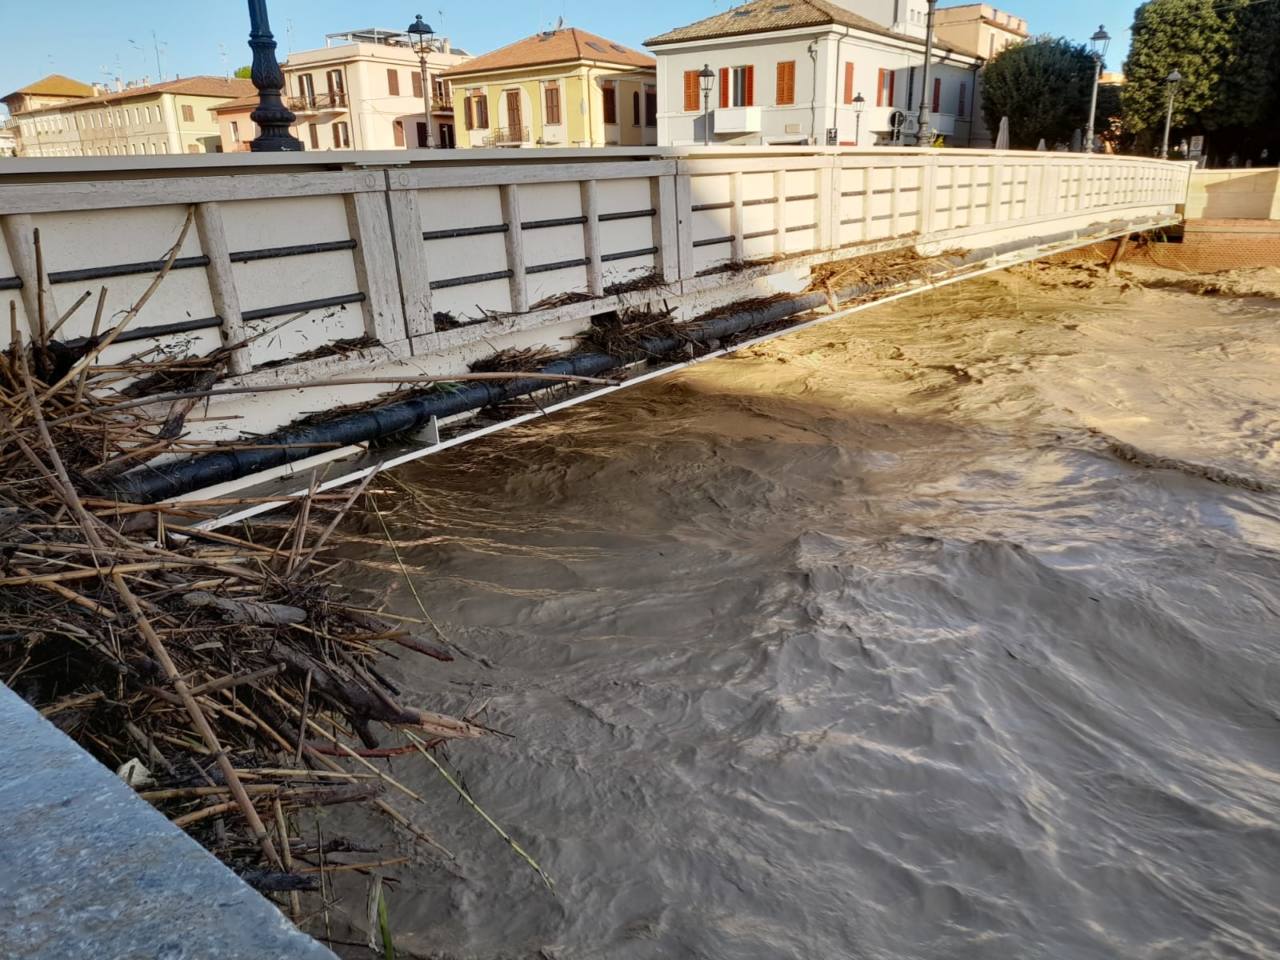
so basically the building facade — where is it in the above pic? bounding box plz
[646,0,984,147]
[442,27,657,148]
[2,76,252,157]
[267,28,470,152]
[933,4,1028,60]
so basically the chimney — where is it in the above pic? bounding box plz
[441,36,451,54]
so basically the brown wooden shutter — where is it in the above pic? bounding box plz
[844,63,855,104]
[387,69,400,96]
[744,65,755,106]
[958,82,967,118]
[683,71,699,112]
[931,78,941,113]
[776,61,795,105]
[308,124,319,149]
[464,96,474,130]
[603,82,617,123]
[412,71,423,98]
[889,71,896,106]
[719,67,730,108]
[393,121,404,146]
[875,68,885,107]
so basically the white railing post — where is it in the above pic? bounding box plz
[918,155,937,235]
[730,171,745,263]
[816,162,834,251]
[579,180,604,298]
[385,179,434,339]
[344,190,409,346]
[652,174,681,285]
[193,201,250,376]
[772,169,787,258]
[499,183,529,314]
[675,170,695,281]
[1,213,59,340]
[987,160,1003,225]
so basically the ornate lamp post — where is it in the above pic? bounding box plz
[910,0,939,146]
[699,64,715,146]
[1160,69,1182,159]
[1085,25,1110,154]
[853,92,865,145]
[408,14,435,149]
[246,0,303,151]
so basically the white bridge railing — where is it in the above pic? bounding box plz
[0,148,1190,384]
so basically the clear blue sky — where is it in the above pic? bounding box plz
[2,0,1134,106]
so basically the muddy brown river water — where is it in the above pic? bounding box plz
[329,262,1280,959]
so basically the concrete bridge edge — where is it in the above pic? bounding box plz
[0,683,337,960]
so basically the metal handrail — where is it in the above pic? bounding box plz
[483,125,530,146]
[286,92,348,112]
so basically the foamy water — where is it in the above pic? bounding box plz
[331,264,1280,959]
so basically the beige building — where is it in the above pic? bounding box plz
[3,76,253,157]
[262,27,470,152]
[442,27,657,149]
[934,4,1028,60]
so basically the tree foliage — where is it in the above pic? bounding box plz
[979,37,1096,149]
[1124,0,1280,156]
[234,66,253,79]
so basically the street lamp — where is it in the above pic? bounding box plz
[408,14,435,149]
[699,64,715,146]
[912,0,939,146]
[246,0,302,151]
[1085,25,1110,154]
[853,92,865,145]
[1160,68,1182,159]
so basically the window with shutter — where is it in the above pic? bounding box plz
[393,121,404,146]
[776,61,795,105]
[180,104,194,122]
[308,123,319,149]
[958,82,967,118]
[603,81,618,124]
[683,71,700,112]
[476,95,489,128]
[727,66,752,107]
[645,88,657,127]
[545,84,561,125]
[464,96,474,130]
[719,67,729,108]
[632,91,641,126]
[387,69,400,96]
[931,78,941,113]
[844,63,855,104]
[412,71,423,99]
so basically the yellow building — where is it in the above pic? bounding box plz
[442,27,656,148]
[4,76,253,157]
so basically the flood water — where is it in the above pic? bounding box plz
[334,263,1280,959]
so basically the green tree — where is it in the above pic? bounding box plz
[979,37,1096,149]
[1124,0,1280,159]
[234,66,253,79]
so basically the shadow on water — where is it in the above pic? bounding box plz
[321,270,1280,960]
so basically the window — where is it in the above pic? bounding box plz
[843,62,855,104]
[720,66,753,108]
[298,74,316,105]
[645,87,657,127]
[393,120,405,146]
[332,121,350,148]
[412,71,423,99]
[387,69,400,96]
[326,69,345,102]
[957,81,968,118]
[776,61,796,105]
[632,90,641,126]
[181,104,194,123]
[683,70,701,112]
[931,77,941,113]
[230,120,240,141]
[308,123,319,149]
[602,81,617,123]
[876,68,894,107]
[464,92,489,130]
[545,83,561,125]
[417,121,429,147]
[434,78,448,101]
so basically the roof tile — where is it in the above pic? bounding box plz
[442,27,654,78]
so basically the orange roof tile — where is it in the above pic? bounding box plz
[442,27,654,78]
[211,94,262,113]
[3,73,95,102]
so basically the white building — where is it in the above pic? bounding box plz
[645,0,984,147]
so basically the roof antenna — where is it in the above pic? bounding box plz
[556,15,564,30]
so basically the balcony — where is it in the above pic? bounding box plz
[482,126,530,147]
[431,98,453,114]
[287,93,348,114]
[713,106,763,134]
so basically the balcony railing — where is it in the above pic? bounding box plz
[431,98,453,114]
[287,93,348,113]
[482,126,530,147]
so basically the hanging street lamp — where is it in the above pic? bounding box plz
[699,64,715,146]
[246,0,303,151]
[1085,25,1110,154]
[1160,69,1182,159]
[853,92,865,145]
[408,14,436,149]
